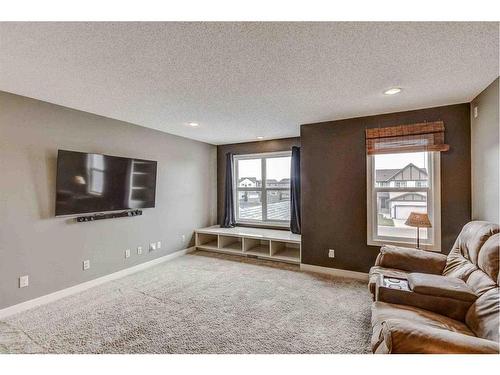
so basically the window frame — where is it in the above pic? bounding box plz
[233,151,292,228]
[366,152,441,251]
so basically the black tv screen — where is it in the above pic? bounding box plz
[55,150,157,216]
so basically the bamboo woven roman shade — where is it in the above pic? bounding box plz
[365,121,449,155]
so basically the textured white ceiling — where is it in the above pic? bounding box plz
[0,22,498,145]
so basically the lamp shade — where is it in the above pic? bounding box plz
[405,212,432,228]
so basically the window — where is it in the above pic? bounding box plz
[234,151,291,226]
[367,151,441,250]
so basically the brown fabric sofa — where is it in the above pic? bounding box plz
[369,221,500,353]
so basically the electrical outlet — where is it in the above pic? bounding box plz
[149,242,156,251]
[125,249,130,258]
[83,260,90,270]
[182,234,186,243]
[137,246,143,255]
[19,275,29,288]
[328,249,335,258]
[156,241,161,249]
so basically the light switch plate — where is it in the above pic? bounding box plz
[19,275,29,288]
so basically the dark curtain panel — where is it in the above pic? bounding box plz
[290,146,301,234]
[221,152,236,228]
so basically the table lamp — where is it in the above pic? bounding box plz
[405,212,432,249]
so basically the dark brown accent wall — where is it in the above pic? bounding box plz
[301,103,471,273]
[217,137,301,225]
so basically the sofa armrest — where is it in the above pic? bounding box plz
[407,273,477,302]
[377,319,499,354]
[375,245,447,274]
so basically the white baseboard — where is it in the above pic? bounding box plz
[300,263,368,281]
[0,247,195,320]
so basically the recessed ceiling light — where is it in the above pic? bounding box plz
[257,136,264,140]
[383,87,402,95]
[188,122,199,127]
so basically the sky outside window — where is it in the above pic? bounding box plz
[374,152,427,170]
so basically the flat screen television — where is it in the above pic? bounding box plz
[55,150,157,216]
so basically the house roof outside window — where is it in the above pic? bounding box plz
[376,163,428,182]
[238,177,290,187]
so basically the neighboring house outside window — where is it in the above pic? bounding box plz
[233,151,291,226]
[367,152,441,250]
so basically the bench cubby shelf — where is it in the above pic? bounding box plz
[270,241,300,262]
[196,233,218,249]
[195,226,301,264]
[219,235,243,253]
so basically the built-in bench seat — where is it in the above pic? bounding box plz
[195,226,301,264]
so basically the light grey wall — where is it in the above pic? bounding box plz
[0,91,217,309]
[471,78,499,224]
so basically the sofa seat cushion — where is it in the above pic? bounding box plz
[407,273,477,302]
[368,266,409,295]
[371,301,473,336]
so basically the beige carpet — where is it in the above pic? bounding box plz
[0,251,372,354]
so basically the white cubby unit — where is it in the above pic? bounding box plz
[195,226,301,264]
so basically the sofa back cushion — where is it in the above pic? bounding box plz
[465,287,500,342]
[477,233,500,282]
[466,269,498,296]
[443,222,499,282]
